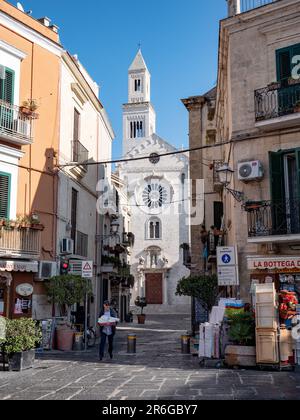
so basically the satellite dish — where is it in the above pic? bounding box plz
[17,2,25,12]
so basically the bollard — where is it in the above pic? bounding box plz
[181,334,191,354]
[127,334,137,354]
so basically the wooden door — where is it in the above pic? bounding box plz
[146,273,163,305]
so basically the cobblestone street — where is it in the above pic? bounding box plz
[0,315,300,401]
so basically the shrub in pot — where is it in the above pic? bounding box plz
[135,297,147,324]
[225,311,256,368]
[45,275,93,351]
[3,318,42,371]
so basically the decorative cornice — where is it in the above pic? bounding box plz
[0,144,25,159]
[0,39,26,60]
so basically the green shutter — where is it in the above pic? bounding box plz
[277,48,291,83]
[269,152,284,201]
[4,69,14,104]
[0,172,11,219]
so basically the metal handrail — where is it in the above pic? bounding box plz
[0,100,33,142]
[255,82,300,121]
[245,199,300,237]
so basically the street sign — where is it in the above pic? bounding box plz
[217,247,236,266]
[218,266,239,286]
[82,261,93,278]
[217,246,239,286]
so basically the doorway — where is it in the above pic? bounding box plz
[145,273,163,305]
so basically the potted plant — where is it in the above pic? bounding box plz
[243,200,264,212]
[135,297,147,324]
[20,99,39,119]
[225,311,256,368]
[288,77,300,86]
[3,318,42,372]
[267,81,281,90]
[45,275,93,351]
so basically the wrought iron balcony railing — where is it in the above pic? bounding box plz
[245,199,300,237]
[255,82,300,121]
[0,100,33,144]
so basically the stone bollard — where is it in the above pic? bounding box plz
[181,334,191,354]
[127,334,137,354]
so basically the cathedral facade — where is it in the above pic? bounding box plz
[118,50,191,314]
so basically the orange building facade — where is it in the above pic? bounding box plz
[0,0,62,319]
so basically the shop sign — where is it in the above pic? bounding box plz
[0,261,38,273]
[16,283,34,297]
[248,257,300,271]
[0,317,6,341]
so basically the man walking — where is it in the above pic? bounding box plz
[98,301,118,361]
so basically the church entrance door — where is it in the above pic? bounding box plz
[145,273,163,304]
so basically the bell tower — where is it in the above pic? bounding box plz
[123,49,156,155]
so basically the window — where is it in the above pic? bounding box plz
[134,79,141,92]
[0,67,15,104]
[0,172,11,219]
[143,184,168,209]
[147,218,161,240]
[269,149,300,234]
[276,43,300,84]
[130,121,144,139]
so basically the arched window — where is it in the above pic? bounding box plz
[147,218,161,240]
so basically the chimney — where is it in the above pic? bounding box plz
[227,0,241,17]
[38,16,51,27]
[50,24,59,34]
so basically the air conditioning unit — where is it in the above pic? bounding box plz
[60,238,74,255]
[238,160,264,182]
[37,261,57,281]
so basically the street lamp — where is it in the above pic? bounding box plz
[110,220,120,235]
[216,163,245,203]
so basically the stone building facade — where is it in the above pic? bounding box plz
[119,50,191,314]
[184,0,300,302]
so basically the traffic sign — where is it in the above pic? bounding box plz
[217,247,236,266]
[82,261,93,278]
[217,246,239,286]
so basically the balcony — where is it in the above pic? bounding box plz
[122,232,135,248]
[254,82,300,130]
[240,0,278,13]
[0,225,42,259]
[70,140,89,178]
[246,199,300,243]
[0,100,33,145]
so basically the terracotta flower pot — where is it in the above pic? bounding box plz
[56,328,74,351]
[137,315,146,325]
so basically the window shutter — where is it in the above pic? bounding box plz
[269,152,284,201]
[277,49,291,83]
[2,69,14,104]
[0,173,11,219]
[269,152,286,234]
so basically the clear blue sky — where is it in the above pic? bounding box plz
[15,0,227,160]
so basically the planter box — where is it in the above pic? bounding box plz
[8,349,35,372]
[137,315,146,325]
[225,345,256,367]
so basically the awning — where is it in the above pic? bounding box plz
[0,260,38,273]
